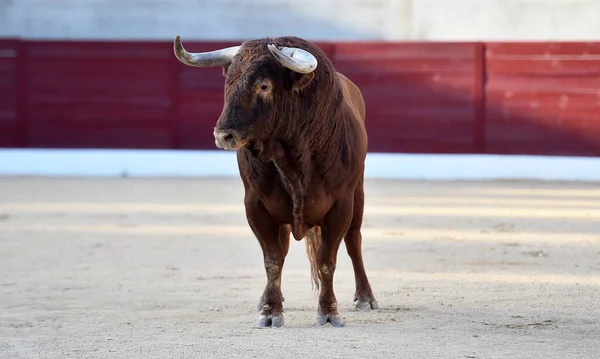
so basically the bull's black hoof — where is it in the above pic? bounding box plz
[256,314,284,328]
[316,314,344,327]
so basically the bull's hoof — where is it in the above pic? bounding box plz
[316,314,344,327]
[354,299,379,310]
[256,314,284,328]
[353,295,379,310]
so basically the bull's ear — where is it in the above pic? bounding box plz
[222,64,231,77]
[291,72,315,92]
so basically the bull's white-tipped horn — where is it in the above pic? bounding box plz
[267,44,318,74]
[173,35,241,67]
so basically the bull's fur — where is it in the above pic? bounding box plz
[206,36,377,327]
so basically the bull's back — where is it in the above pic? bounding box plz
[337,72,366,123]
[337,72,368,159]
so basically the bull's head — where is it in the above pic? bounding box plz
[173,35,318,151]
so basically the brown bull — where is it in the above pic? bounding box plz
[174,35,377,328]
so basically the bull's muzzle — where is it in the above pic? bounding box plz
[213,128,242,150]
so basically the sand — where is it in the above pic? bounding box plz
[0,176,599,358]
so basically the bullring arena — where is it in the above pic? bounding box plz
[1,172,599,358]
[3,1,600,358]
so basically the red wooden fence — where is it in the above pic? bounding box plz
[1,38,599,156]
[485,42,600,156]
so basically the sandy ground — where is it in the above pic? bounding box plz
[0,177,599,359]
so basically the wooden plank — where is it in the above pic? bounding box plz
[366,105,473,121]
[487,58,600,76]
[486,91,600,109]
[487,42,600,56]
[335,58,475,74]
[29,68,170,94]
[0,39,20,147]
[486,108,600,125]
[26,40,171,58]
[169,45,183,149]
[345,72,474,86]
[16,40,28,147]
[27,126,173,149]
[473,43,486,153]
[28,58,170,73]
[365,130,476,154]
[367,123,475,142]
[27,102,171,124]
[334,43,475,75]
[484,121,600,156]
[487,76,600,91]
[362,92,472,107]
[334,42,477,58]
[336,73,475,90]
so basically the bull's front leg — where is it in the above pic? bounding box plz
[256,224,290,311]
[245,195,290,328]
[315,197,354,327]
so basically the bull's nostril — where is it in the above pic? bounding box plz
[223,134,234,142]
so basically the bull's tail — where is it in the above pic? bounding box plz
[305,226,322,294]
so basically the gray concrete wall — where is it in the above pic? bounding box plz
[1,0,598,41]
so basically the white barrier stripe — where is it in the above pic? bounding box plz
[1,149,600,181]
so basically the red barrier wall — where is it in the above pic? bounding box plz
[1,39,599,156]
[485,42,600,156]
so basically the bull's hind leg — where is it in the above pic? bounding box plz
[344,182,378,310]
[246,197,290,328]
[315,198,353,328]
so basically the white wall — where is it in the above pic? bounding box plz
[1,0,598,41]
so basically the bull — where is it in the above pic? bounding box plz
[173,35,378,328]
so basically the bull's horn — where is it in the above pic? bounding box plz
[173,35,241,67]
[267,44,317,74]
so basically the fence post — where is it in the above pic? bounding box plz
[473,42,486,154]
[169,45,182,150]
[16,39,29,148]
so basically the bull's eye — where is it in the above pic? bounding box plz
[256,80,272,98]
